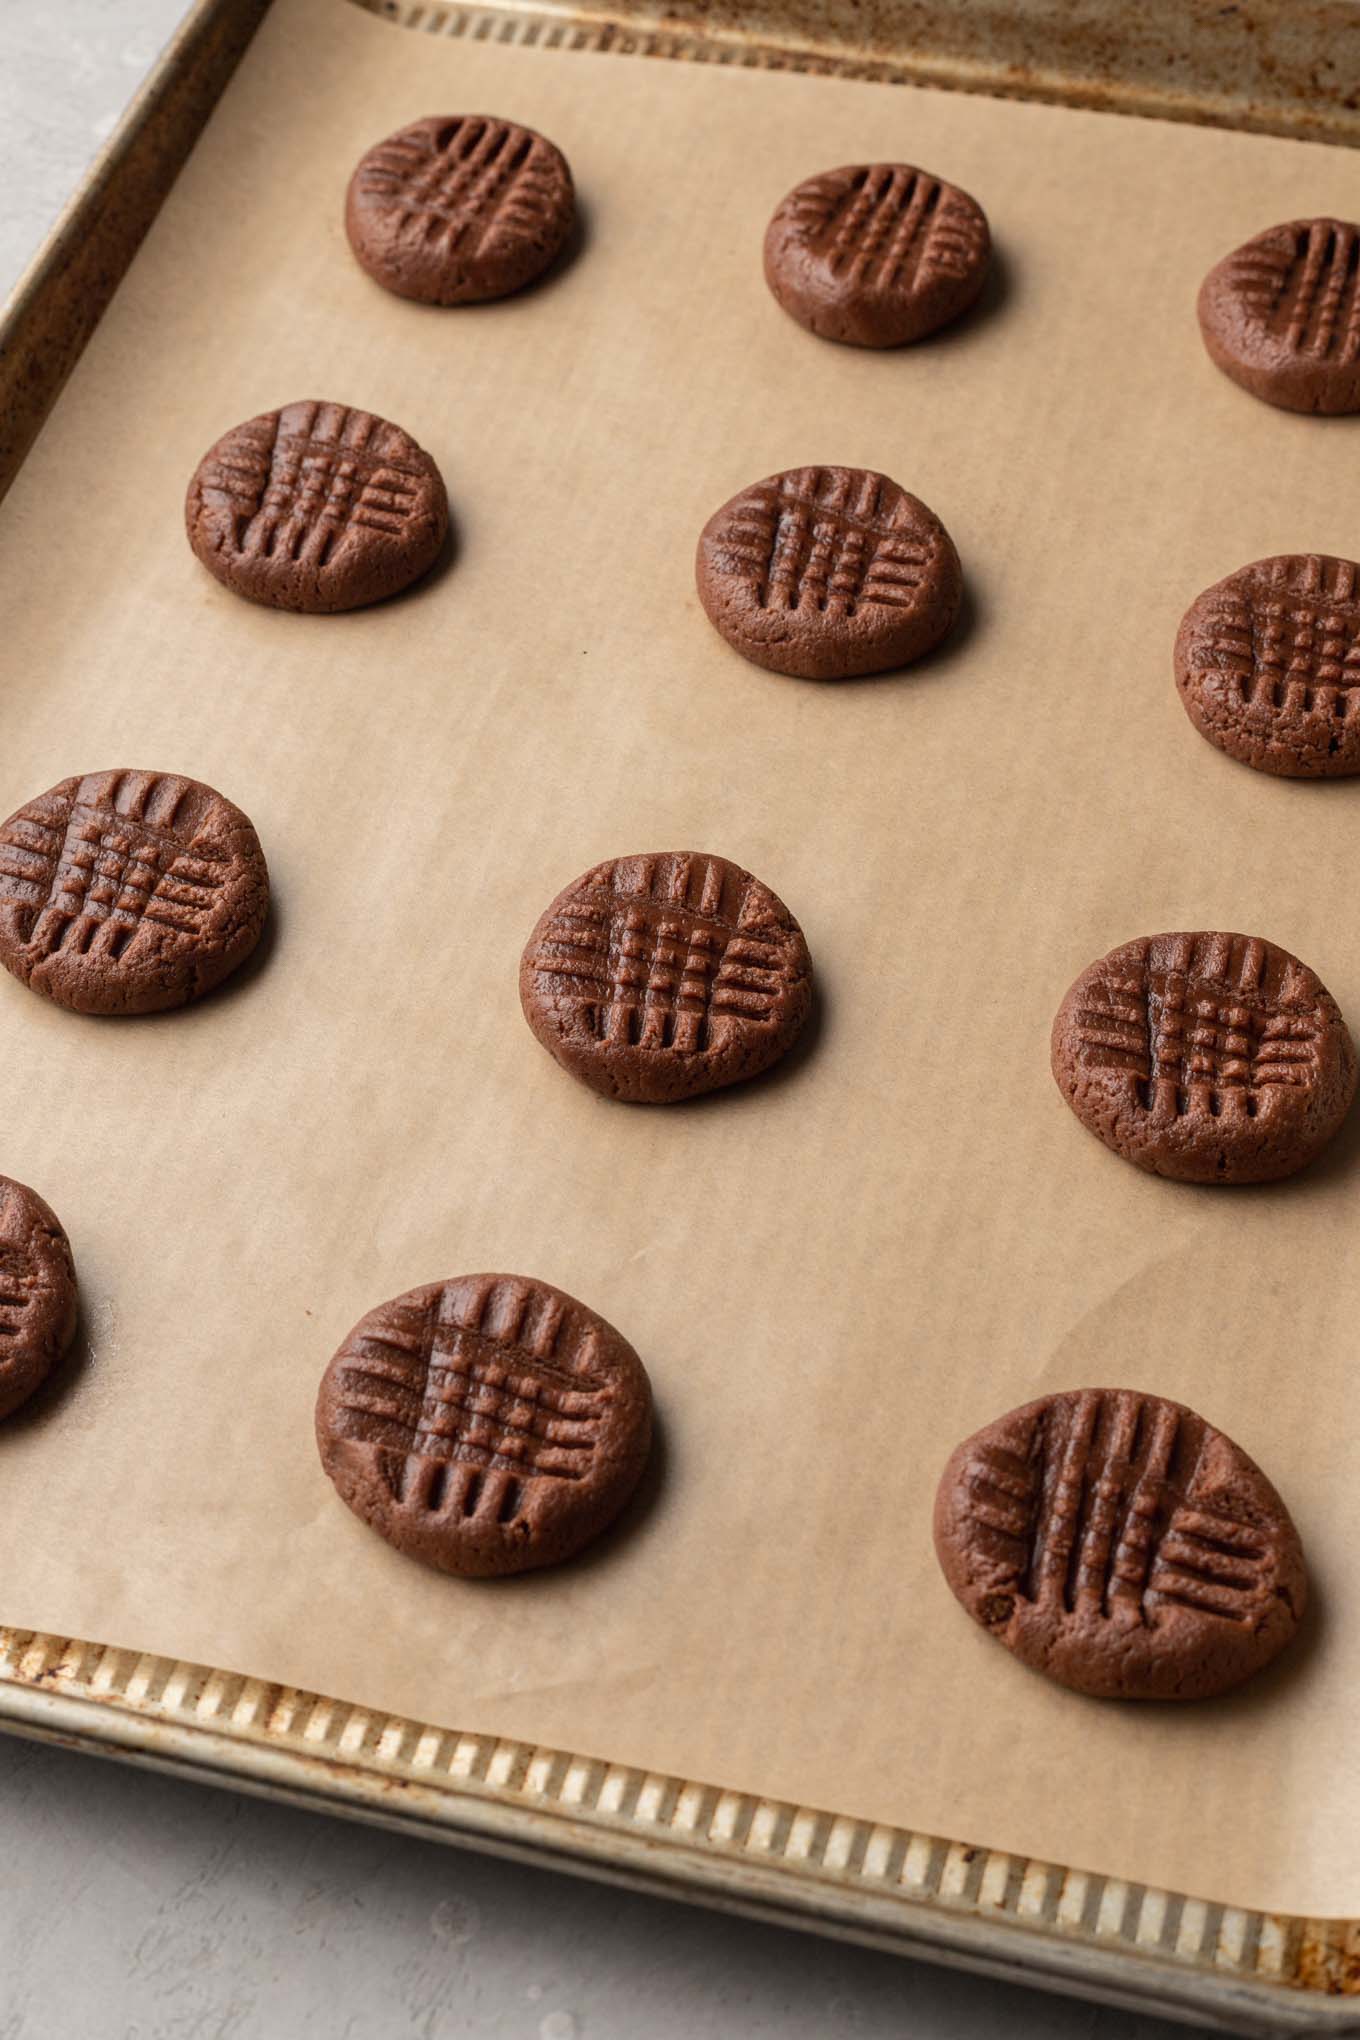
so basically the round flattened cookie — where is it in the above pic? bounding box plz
[1175,554,1360,777]
[696,466,962,680]
[345,114,575,306]
[764,162,990,348]
[1051,931,1356,1184]
[0,1177,77,1422]
[315,1273,653,1578]
[0,770,269,1016]
[1198,218,1360,414]
[519,851,813,1103]
[934,1388,1307,1700]
[186,399,449,613]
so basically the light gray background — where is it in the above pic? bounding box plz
[0,7,1210,2035]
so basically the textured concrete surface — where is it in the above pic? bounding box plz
[0,1,188,286]
[0,1732,1204,2040]
[0,6,1215,2035]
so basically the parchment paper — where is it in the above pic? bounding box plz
[2,0,1360,1920]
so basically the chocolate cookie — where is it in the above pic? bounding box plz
[1198,219,1360,413]
[764,163,990,348]
[186,400,448,612]
[1052,931,1356,1183]
[696,467,962,679]
[0,770,269,1015]
[316,1272,652,1578]
[1175,554,1360,776]
[935,1388,1307,1700]
[0,1177,77,1421]
[520,851,813,1102]
[345,115,575,306]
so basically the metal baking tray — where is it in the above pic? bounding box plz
[1,3,1358,2030]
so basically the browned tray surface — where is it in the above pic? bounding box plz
[2,3,1360,2030]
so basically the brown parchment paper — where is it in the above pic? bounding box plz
[3,0,1360,1921]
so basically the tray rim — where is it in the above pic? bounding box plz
[353,0,1360,148]
[0,0,271,506]
[3,1625,1358,2032]
[1,0,1358,2027]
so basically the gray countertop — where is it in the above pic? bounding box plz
[2,1731,1197,2040]
[0,8,1209,2035]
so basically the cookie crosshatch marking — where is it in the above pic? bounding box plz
[195,404,436,568]
[696,467,962,677]
[186,401,449,612]
[1073,933,1321,1120]
[1200,218,1360,412]
[1176,556,1360,777]
[520,853,813,1098]
[764,163,990,349]
[789,166,986,294]
[713,468,935,618]
[959,1392,1273,1629]
[0,1177,77,1422]
[333,1275,614,1527]
[0,1247,32,1341]
[354,116,560,260]
[346,115,575,305]
[1206,560,1360,708]
[936,1390,1307,1699]
[317,1275,652,1576]
[1,787,228,964]
[1227,220,1360,363]
[0,770,269,1015]
[531,855,792,1054]
[1053,931,1356,1182]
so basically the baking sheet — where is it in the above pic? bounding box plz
[3,0,1360,1921]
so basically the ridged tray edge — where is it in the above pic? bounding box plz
[2,1627,1357,2030]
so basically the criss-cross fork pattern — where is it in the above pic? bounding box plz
[336,1278,612,1527]
[790,166,984,292]
[203,406,427,566]
[1229,220,1360,362]
[1075,936,1320,1119]
[0,779,228,963]
[532,856,791,1052]
[962,1392,1274,1627]
[356,117,560,258]
[1192,558,1360,717]
[0,1246,31,1348]
[716,469,933,619]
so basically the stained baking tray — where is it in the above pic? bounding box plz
[2,2,1360,2032]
